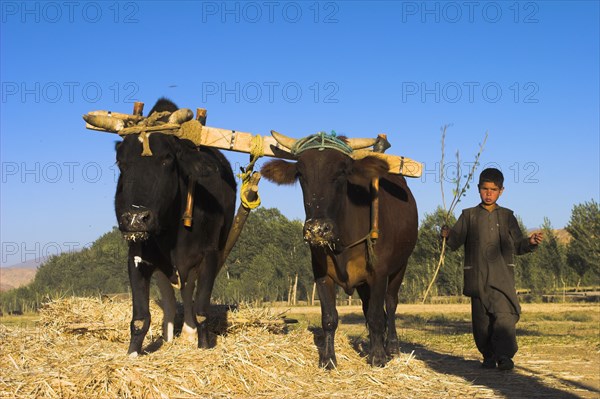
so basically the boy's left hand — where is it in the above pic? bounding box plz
[529,232,543,245]
[440,225,450,239]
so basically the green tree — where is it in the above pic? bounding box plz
[0,227,129,312]
[31,228,129,295]
[239,244,286,301]
[525,218,571,298]
[565,199,600,287]
[214,207,312,304]
[402,207,462,301]
[513,216,533,290]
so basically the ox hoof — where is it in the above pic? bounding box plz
[386,340,400,357]
[198,330,211,349]
[319,356,337,370]
[369,353,387,368]
[181,323,198,343]
[128,351,139,358]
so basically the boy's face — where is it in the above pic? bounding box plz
[478,181,503,206]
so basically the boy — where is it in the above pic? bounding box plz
[441,168,543,371]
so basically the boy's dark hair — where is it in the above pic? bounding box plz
[478,168,504,188]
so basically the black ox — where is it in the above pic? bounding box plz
[115,98,236,356]
[261,132,417,367]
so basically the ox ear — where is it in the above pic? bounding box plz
[260,159,298,185]
[348,156,389,185]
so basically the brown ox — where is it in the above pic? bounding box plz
[261,132,418,368]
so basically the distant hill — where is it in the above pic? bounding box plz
[2,258,45,270]
[0,260,41,291]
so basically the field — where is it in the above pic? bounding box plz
[1,300,598,398]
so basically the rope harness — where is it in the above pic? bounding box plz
[291,131,353,155]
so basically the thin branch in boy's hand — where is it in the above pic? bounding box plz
[422,127,489,304]
[440,125,448,213]
[446,132,488,221]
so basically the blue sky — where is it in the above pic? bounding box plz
[1,1,598,267]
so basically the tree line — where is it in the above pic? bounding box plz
[1,200,598,313]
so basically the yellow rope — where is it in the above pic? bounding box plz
[251,134,264,158]
[141,132,153,156]
[179,120,204,146]
[238,135,264,209]
[240,177,261,209]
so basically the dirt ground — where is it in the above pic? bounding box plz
[284,302,600,399]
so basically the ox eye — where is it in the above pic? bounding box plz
[161,154,174,167]
[332,170,346,182]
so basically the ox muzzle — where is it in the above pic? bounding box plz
[119,208,155,242]
[303,218,339,250]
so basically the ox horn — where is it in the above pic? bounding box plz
[346,138,377,150]
[83,114,124,133]
[168,108,194,125]
[271,130,297,150]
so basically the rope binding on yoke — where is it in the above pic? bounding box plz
[291,131,353,155]
[140,132,153,156]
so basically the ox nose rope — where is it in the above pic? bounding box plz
[338,225,378,270]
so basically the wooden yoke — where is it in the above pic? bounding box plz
[195,108,207,125]
[221,171,262,265]
[182,109,207,228]
[133,102,144,116]
[182,182,195,228]
[370,134,388,241]
[371,177,380,241]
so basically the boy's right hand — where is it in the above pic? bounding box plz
[440,225,450,238]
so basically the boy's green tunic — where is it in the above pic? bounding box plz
[446,205,535,314]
